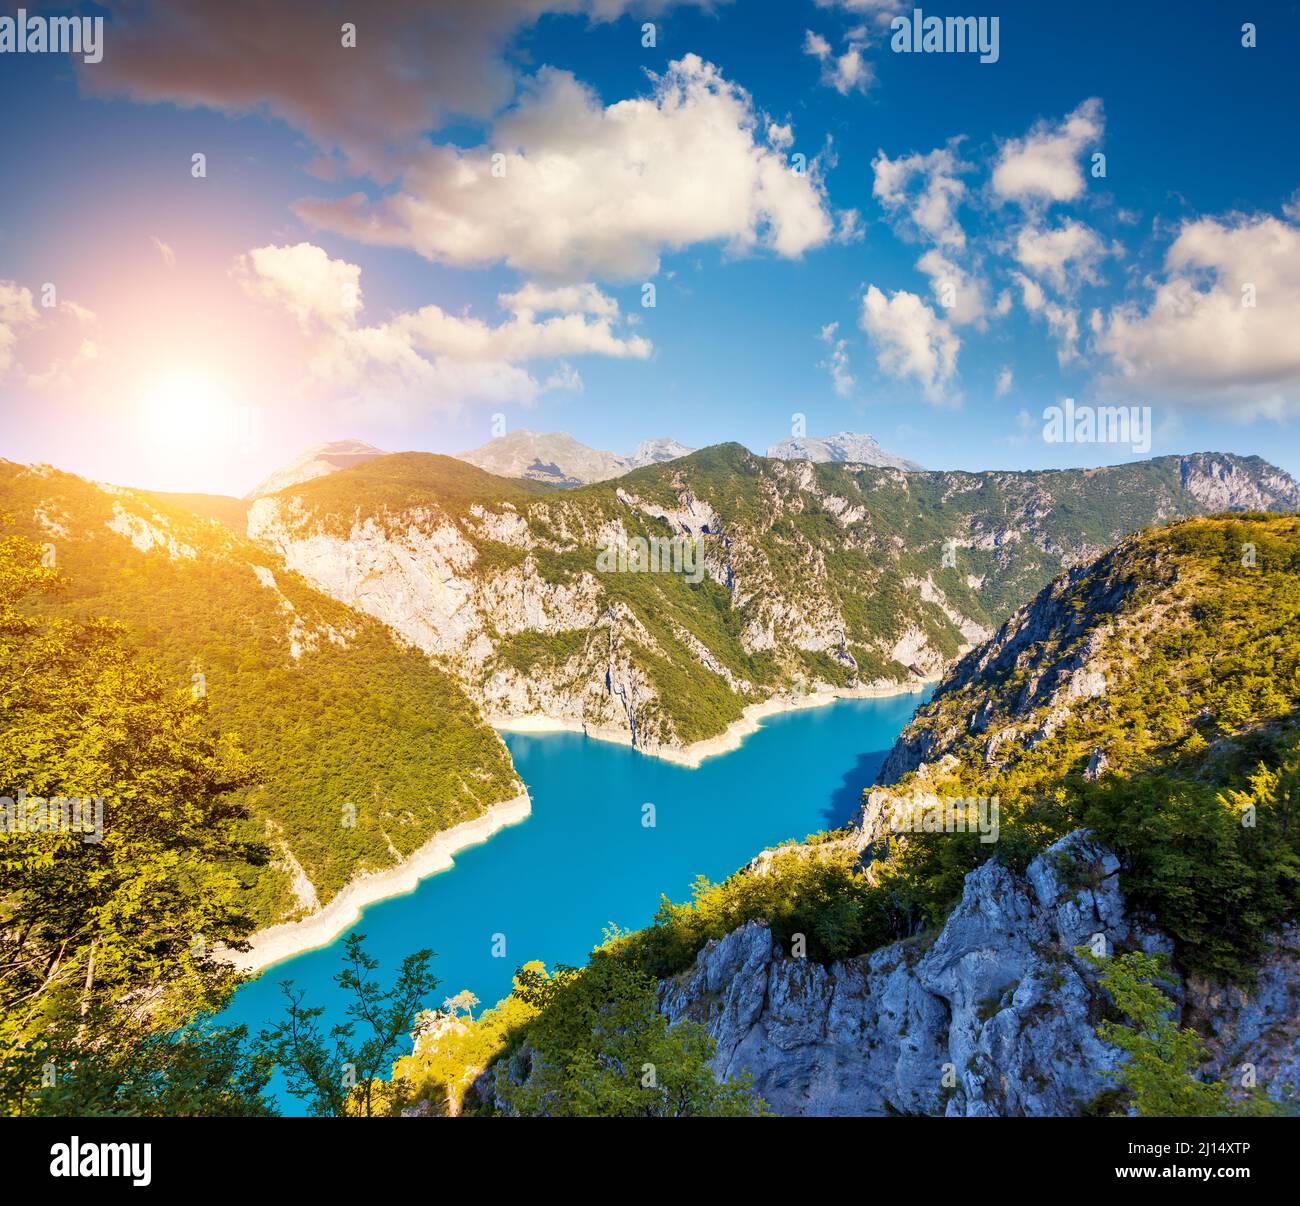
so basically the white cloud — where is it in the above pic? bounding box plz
[813,0,909,25]
[767,120,794,150]
[296,56,835,282]
[916,249,986,326]
[151,236,176,267]
[992,98,1103,206]
[235,243,362,331]
[995,366,1013,396]
[0,281,39,378]
[236,243,650,415]
[1013,219,1107,292]
[804,28,873,95]
[1096,212,1300,416]
[1014,272,1080,365]
[0,282,97,387]
[803,30,833,59]
[500,281,620,320]
[818,321,855,397]
[872,144,969,250]
[859,285,959,402]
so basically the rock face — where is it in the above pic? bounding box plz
[657,831,1298,1115]
[767,432,923,471]
[1179,453,1300,512]
[245,445,1300,758]
[628,438,695,468]
[456,429,693,487]
[878,548,1129,785]
[245,439,385,500]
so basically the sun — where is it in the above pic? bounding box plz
[136,371,229,452]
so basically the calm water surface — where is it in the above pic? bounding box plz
[215,690,929,1111]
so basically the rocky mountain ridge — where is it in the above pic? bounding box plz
[246,446,1300,758]
[0,459,520,925]
[767,431,923,470]
[246,439,386,500]
[455,429,693,487]
[635,512,1300,1115]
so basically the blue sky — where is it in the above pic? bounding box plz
[2,0,1299,494]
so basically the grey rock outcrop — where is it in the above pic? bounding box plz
[657,831,1297,1115]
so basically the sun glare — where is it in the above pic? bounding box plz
[136,372,230,452]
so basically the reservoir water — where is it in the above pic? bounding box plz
[214,690,929,1111]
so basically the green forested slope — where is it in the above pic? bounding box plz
[0,462,519,924]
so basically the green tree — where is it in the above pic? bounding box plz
[1084,949,1279,1117]
[0,525,272,1115]
[499,952,766,1117]
[257,932,438,1117]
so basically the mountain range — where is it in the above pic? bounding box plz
[455,429,694,487]
[5,444,1298,932]
[242,429,921,499]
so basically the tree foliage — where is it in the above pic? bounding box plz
[0,523,272,1115]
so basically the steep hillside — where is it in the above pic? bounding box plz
[0,461,521,925]
[420,513,1300,1117]
[248,444,1300,758]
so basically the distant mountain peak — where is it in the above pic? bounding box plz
[766,432,922,471]
[629,437,695,468]
[246,439,385,500]
[456,430,694,486]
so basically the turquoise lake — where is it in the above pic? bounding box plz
[215,690,929,1112]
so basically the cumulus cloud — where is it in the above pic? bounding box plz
[818,321,856,397]
[296,56,834,282]
[859,285,959,402]
[803,28,873,95]
[992,98,1103,206]
[873,144,970,251]
[1013,219,1108,292]
[916,249,987,326]
[83,0,720,175]
[995,365,1013,396]
[235,243,363,331]
[1013,272,1081,365]
[1096,212,1300,416]
[235,243,650,414]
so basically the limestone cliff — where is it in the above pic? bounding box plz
[243,445,1299,758]
[657,831,1299,1115]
